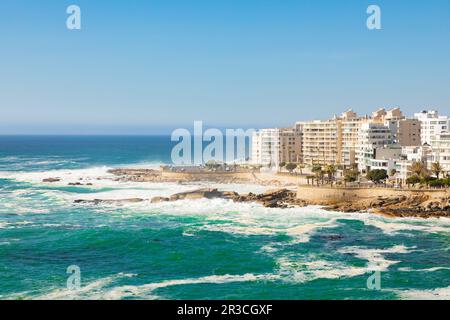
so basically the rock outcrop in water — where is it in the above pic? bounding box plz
[235,189,308,208]
[168,188,239,201]
[42,178,61,183]
[150,188,307,209]
[74,198,145,205]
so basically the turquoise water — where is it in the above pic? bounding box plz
[0,136,449,300]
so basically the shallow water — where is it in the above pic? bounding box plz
[0,136,449,300]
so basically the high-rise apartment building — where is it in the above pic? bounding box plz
[340,109,369,167]
[385,118,421,146]
[430,132,450,175]
[251,129,280,167]
[414,110,450,145]
[251,127,302,168]
[356,122,394,172]
[299,118,342,166]
[279,127,302,164]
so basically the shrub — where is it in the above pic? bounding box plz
[285,163,297,173]
[406,175,420,186]
[344,169,359,182]
[366,169,388,184]
[428,179,444,188]
[443,178,450,187]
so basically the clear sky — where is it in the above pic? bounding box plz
[1,0,449,134]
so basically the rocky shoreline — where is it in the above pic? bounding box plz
[73,186,450,218]
[150,188,308,208]
[41,167,450,218]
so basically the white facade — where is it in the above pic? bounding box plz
[252,128,302,169]
[251,129,281,168]
[300,119,342,166]
[430,132,450,175]
[396,146,431,182]
[414,110,450,145]
[340,109,368,166]
[367,147,402,173]
[356,123,394,172]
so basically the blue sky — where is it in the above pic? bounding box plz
[1,0,449,134]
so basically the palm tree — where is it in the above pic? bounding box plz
[390,169,397,177]
[410,161,426,177]
[324,164,337,184]
[312,165,323,186]
[431,162,443,179]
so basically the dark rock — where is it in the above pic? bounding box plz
[151,196,170,203]
[320,234,344,241]
[43,178,60,183]
[169,188,239,201]
[74,198,144,205]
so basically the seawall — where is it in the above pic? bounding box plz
[297,185,449,205]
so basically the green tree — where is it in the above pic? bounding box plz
[406,175,420,187]
[324,164,337,184]
[285,163,297,173]
[366,169,388,184]
[344,169,359,183]
[428,179,444,188]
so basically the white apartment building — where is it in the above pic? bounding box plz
[340,109,369,167]
[251,129,280,168]
[251,127,302,168]
[300,118,342,166]
[396,146,431,182]
[370,107,421,146]
[414,110,450,145]
[430,132,450,175]
[299,108,416,168]
[368,146,402,173]
[356,122,394,172]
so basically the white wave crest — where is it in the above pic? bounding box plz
[359,217,450,236]
[396,286,450,300]
[100,273,279,300]
[0,166,114,186]
[275,245,414,284]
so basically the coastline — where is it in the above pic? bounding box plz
[1,143,449,300]
[63,168,450,219]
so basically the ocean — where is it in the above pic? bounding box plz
[0,136,449,300]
